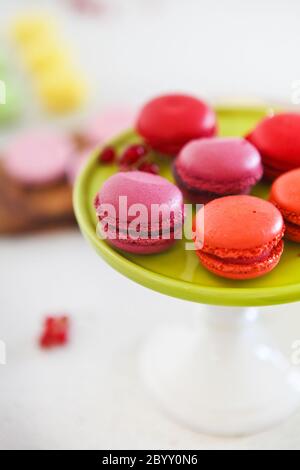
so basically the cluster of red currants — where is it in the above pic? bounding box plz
[99,144,159,175]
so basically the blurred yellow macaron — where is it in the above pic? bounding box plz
[36,70,88,114]
[12,15,56,46]
[21,42,71,74]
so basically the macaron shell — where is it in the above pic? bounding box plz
[174,137,263,196]
[136,94,217,154]
[248,113,300,167]
[196,195,284,253]
[197,240,284,280]
[106,236,176,255]
[4,131,73,186]
[97,171,183,225]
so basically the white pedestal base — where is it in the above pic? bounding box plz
[140,306,300,437]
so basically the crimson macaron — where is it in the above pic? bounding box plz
[270,169,300,242]
[136,94,217,155]
[94,171,184,254]
[194,195,285,280]
[247,113,300,180]
[174,137,263,203]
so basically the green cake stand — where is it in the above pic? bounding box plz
[74,104,300,436]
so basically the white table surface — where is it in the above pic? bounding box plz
[1,0,300,450]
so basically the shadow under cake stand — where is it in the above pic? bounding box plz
[74,105,300,436]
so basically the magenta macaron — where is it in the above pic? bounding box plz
[94,171,184,254]
[3,130,73,187]
[173,137,263,203]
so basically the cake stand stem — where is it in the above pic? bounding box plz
[140,305,300,436]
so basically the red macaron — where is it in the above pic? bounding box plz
[194,195,285,280]
[247,113,300,180]
[270,169,300,242]
[136,94,217,156]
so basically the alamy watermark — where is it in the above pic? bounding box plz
[291,340,300,366]
[0,340,6,365]
[291,80,300,105]
[95,197,205,250]
[0,80,6,105]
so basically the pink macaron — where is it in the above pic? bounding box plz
[83,107,137,146]
[4,130,73,187]
[94,171,184,254]
[174,137,263,203]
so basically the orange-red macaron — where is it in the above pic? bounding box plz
[270,169,300,242]
[194,195,285,280]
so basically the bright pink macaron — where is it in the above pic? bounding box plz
[94,171,184,254]
[247,113,300,180]
[136,94,217,155]
[174,137,263,203]
[4,130,73,186]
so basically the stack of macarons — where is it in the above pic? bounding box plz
[0,129,77,234]
[94,171,184,254]
[3,130,73,187]
[11,14,88,114]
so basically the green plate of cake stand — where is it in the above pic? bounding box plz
[74,104,300,437]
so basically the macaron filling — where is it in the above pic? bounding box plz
[198,240,284,276]
[173,165,256,201]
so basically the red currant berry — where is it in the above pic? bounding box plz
[119,144,148,166]
[99,146,116,164]
[138,162,159,175]
[39,316,70,349]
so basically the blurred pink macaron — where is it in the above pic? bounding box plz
[4,130,73,187]
[94,171,184,254]
[83,107,137,146]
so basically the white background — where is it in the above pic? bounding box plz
[1,0,300,450]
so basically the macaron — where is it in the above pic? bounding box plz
[36,70,88,114]
[270,169,300,242]
[174,137,263,203]
[12,15,56,46]
[4,131,73,187]
[21,41,68,74]
[136,94,217,155]
[194,195,285,280]
[247,113,300,180]
[83,108,137,146]
[94,171,184,254]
